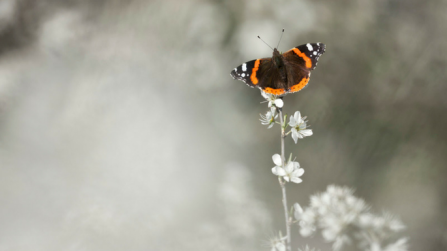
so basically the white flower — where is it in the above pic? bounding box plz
[297,185,407,251]
[299,223,316,237]
[261,91,284,108]
[271,154,305,183]
[288,111,313,143]
[269,233,287,251]
[260,110,278,128]
[271,242,286,251]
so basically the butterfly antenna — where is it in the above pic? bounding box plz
[257,36,274,50]
[276,28,284,49]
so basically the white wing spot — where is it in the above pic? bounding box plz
[241,73,245,77]
[313,51,317,55]
[234,68,237,72]
[306,43,313,51]
[317,42,320,46]
[242,63,247,72]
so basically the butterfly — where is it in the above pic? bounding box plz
[231,41,325,96]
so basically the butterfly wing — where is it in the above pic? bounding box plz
[283,43,326,93]
[230,59,264,88]
[231,58,287,95]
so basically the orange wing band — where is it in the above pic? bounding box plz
[290,77,309,93]
[250,59,261,84]
[263,87,285,95]
[292,48,312,69]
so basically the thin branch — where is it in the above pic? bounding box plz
[278,107,291,251]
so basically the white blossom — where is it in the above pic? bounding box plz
[271,242,286,251]
[261,91,284,108]
[260,110,278,129]
[271,154,304,183]
[269,233,287,251]
[288,111,313,143]
[295,185,407,251]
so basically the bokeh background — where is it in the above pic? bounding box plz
[0,0,446,250]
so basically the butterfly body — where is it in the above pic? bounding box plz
[231,43,326,96]
[272,48,287,84]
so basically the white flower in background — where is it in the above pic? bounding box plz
[261,91,284,108]
[260,110,278,128]
[271,241,286,251]
[298,209,317,237]
[269,233,287,251]
[271,154,304,183]
[295,185,407,251]
[288,111,313,143]
[294,202,317,236]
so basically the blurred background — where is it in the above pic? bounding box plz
[0,0,446,250]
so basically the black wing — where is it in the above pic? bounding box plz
[231,58,288,95]
[283,43,326,93]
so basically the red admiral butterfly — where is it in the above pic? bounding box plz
[231,33,325,96]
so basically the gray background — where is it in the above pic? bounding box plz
[0,0,446,250]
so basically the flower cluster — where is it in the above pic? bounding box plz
[271,154,304,183]
[258,88,408,251]
[260,93,313,144]
[294,185,407,251]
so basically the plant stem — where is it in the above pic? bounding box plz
[278,107,291,251]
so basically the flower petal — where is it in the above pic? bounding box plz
[293,168,305,177]
[283,176,290,182]
[272,154,283,166]
[288,119,297,128]
[294,111,301,122]
[300,129,313,137]
[274,99,284,108]
[291,177,303,183]
[284,162,293,174]
[272,167,286,176]
[291,129,298,143]
[284,162,294,173]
